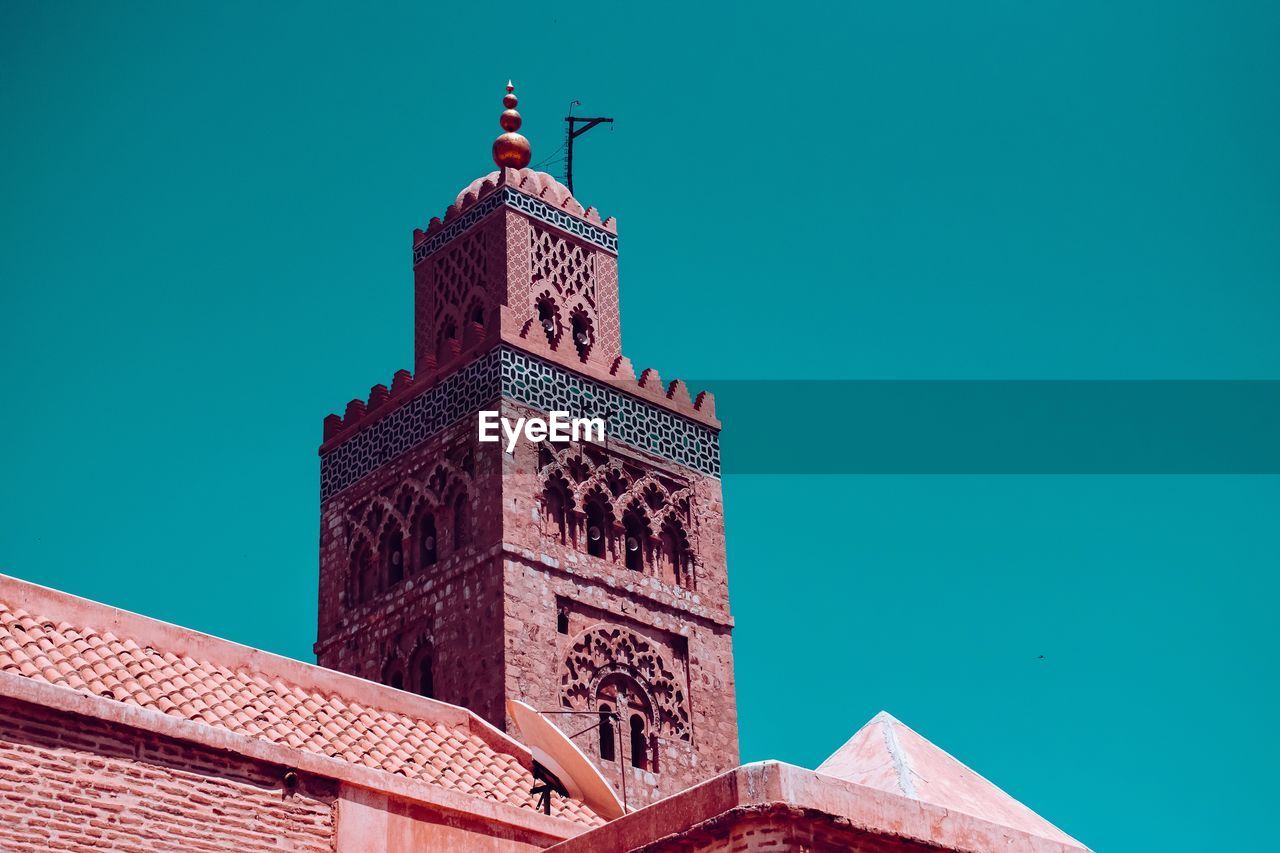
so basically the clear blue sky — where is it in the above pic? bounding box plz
[2,3,1278,850]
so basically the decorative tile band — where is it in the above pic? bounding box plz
[412,188,618,264]
[500,189,618,254]
[321,348,720,500]
[320,351,503,501]
[500,350,720,478]
[412,192,504,263]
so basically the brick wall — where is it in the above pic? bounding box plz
[316,418,509,726]
[0,695,336,852]
[498,399,739,808]
[317,392,739,810]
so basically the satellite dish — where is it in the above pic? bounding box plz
[506,699,626,820]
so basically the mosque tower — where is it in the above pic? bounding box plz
[314,83,737,804]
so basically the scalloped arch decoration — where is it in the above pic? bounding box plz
[561,625,690,741]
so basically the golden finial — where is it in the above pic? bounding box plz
[492,80,532,169]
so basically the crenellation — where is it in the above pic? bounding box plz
[319,348,719,460]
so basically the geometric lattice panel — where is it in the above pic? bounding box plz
[321,347,720,500]
[503,189,617,255]
[531,225,596,307]
[413,188,617,265]
[500,350,720,478]
[413,191,505,264]
[435,230,488,311]
[320,351,502,500]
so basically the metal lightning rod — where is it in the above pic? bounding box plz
[564,101,614,195]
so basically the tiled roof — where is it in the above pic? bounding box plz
[818,711,1087,850]
[0,575,599,827]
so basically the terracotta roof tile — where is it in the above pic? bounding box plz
[0,586,600,827]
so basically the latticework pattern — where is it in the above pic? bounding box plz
[531,226,596,308]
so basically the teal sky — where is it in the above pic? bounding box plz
[2,3,1278,850]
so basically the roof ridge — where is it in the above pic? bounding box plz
[878,712,918,798]
[815,711,1087,849]
[881,712,1042,813]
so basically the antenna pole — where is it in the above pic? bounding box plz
[616,713,628,814]
[564,115,614,194]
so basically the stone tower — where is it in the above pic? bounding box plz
[314,85,737,805]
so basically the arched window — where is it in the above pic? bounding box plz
[452,493,468,551]
[416,654,434,699]
[383,659,404,691]
[629,715,647,769]
[659,519,690,588]
[570,312,592,362]
[353,542,377,604]
[598,704,615,761]
[418,512,437,569]
[437,318,458,365]
[584,499,607,558]
[385,527,405,586]
[595,673,657,771]
[464,302,485,347]
[537,298,558,346]
[623,510,648,572]
[544,479,570,544]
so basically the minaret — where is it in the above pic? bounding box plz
[314,84,737,805]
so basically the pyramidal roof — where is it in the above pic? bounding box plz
[817,712,1088,850]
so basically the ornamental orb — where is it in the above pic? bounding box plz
[492,132,532,168]
[503,92,518,109]
[500,108,522,132]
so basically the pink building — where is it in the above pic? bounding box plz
[0,85,1090,852]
